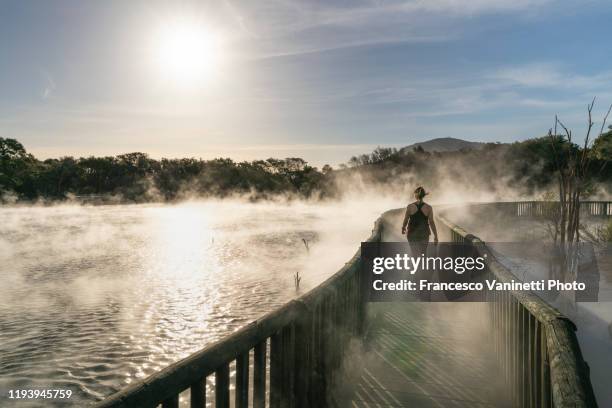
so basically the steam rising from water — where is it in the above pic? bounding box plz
[0,196,401,406]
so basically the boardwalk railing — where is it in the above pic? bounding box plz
[95,218,383,408]
[437,200,604,408]
[475,200,612,218]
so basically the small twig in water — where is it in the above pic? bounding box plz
[294,271,301,291]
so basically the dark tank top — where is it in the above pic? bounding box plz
[407,202,430,242]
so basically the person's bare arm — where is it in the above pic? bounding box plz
[401,205,411,235]
[428,207,439,243]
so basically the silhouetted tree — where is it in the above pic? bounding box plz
[548,99,612,243]
[0,138,38,198]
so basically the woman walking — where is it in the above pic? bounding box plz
[402,186,438,301]
[401,186,439,254]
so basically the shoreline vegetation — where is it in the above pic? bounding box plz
[1,130,611,204]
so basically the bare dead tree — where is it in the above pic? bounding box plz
[548,98,612,244]
[540,190,560,242]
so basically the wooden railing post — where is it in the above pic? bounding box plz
[542,329,551,408]
[310,301,325,406]
[294,302,312,408]
[270,331,282,408]
[162,395,179,408]
[253,340,267,408]
[190,379,206,408]
[320,297,330,406]
[215,364,229,408]
[521,305,529,407]
[534,320,543,407]
[236,353,249,408]
[357,257,367,335]
[281,324,295,407]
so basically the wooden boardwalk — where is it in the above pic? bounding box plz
[333,303,510,408]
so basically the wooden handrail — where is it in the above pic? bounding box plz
[436,201,601,407]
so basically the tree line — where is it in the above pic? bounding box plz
[342,127,611,198]
[1,127,610,203]
[0,139,328,202]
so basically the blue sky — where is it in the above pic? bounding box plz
[1,0,611,166]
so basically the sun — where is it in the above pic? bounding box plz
[154,20,222,87]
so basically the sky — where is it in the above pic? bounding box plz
[1,0,611,167]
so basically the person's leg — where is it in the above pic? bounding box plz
[417,241,431,301]
[408,239,430,301]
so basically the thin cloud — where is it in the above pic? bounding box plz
[347,64,608,121]
[40,71,56,100]
[225,0,562,59]
[250,33,454,60]
[491,63,612,89]
[229,0,558,34]
[404,0,556,14]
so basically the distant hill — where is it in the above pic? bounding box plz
[400,137,486,153]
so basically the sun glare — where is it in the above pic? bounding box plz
[155,20,222,87]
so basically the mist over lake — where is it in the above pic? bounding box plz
[0,199,389,406]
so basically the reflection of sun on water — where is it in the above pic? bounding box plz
[137,206,220,373]
[148,206,216,278]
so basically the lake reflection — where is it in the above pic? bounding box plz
[0,201,370,406]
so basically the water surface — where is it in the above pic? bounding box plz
[0,200,376,406]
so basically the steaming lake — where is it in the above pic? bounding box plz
[0,201,377,407]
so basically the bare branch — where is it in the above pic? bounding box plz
[598,103,612,138]
[584,97,595,150]
[556,117,572,142]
